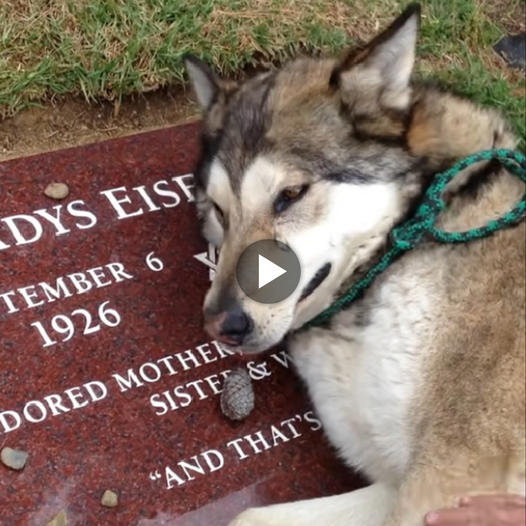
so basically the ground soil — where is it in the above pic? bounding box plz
[0,87,200,163]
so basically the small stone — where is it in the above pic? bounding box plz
[101,489,119,508]
[494,33,525,72]
[45,509,67,526]
[220,367,255,421]
[44,182,69,200]
[1,447,28,470]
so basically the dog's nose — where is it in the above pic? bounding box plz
[204,305,253,345]
[221,306,253,343]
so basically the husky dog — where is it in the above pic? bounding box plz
[185,4,525,525]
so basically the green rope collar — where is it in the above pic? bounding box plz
[304,148,526,330]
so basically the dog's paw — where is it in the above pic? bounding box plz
[228,508,279,526]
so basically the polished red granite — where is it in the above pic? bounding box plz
[0,124,365,526]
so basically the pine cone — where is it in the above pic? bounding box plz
[220,367,255,421]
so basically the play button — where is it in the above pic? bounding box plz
[258,255,286,288]
[236,240,301,303]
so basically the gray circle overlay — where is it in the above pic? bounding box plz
[236,240,301,304]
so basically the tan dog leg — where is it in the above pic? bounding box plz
[383,453,524,526]
[228,483,395,526]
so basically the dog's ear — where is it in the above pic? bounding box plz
[184,54,221,110]
[332,4,420,113]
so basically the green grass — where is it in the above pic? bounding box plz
[0,0,354,114]
[415,0,525,143]
[0,0,524,143]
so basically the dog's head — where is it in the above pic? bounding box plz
[185,5,438,352]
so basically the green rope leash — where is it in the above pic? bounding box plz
[304,148,526,329]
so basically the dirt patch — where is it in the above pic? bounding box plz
[480,0,526,35]
[0,87,199,162]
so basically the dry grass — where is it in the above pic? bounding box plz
[479,0,525,34]
[0,0,524,143]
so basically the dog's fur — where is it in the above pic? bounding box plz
[185,5,525,525]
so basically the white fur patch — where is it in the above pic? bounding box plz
[291,264,436,485]
[202,159,233,246]
[208,159,233,213]
[239,156,287,214]
[287,181,401,326]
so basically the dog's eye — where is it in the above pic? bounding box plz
[213,202,225,225]
[274,184,309,214]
